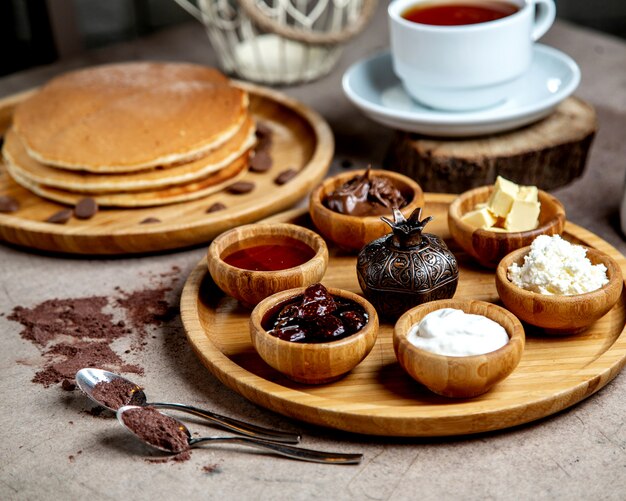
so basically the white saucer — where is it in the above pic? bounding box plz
[342,44,580,137]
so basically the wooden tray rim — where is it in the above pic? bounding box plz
[180,194,626,436]
[0,82,333,250]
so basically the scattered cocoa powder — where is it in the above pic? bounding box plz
[8,296,127,346]
[32,341,143,388]
[85,406,106,417]
[202,463,221,474]
[7,268,181,389]
[116,287,177,339]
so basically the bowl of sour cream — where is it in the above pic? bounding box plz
[393,299,525,398]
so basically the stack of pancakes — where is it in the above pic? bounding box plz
[2,62,256,207]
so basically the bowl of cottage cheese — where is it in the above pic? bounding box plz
[496,235,623,335]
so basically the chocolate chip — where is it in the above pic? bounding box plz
[140,217,161,224]
[249,151,272,173]
[274,168,298,185]
[228,181,255,194]
[46,209,73,224]
[206,202,226,213]
[74,198,98,219]
[255,122,272,139]
[254,122,273,153]
[0,195,19,213]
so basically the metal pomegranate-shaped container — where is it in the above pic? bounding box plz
[356,208,459,319]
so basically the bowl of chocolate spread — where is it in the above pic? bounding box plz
[309,168,424,252]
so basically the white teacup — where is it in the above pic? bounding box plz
[389,0,556,111]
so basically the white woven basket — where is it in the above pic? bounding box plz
[173,0,377,84]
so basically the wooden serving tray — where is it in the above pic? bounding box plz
[0,83,333,254]
[180,194,626,437]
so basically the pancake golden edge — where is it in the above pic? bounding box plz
[6,151,251,208]
[12,62,250,172]
[3,118,256,193]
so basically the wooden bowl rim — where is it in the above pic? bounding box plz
[310,169,425,225]
[448,185,566,238]
[207,222,328,277]
[394,298,525,363]
[496,244,624,305]
[250,285,379,350]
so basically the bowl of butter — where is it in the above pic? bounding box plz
[448,176,566,268]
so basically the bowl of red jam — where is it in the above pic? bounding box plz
[250,283,379,384]
[207,223,329,307]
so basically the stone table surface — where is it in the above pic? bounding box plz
[1,6,626,501]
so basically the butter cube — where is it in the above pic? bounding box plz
[518,185,538,203]
[505,200,540,231]
[487,176,519,217]
[475,202,488,210]
[461,207,497,229]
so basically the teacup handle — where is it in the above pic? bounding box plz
[531,0,556,41]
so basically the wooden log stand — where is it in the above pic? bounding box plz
[383,97,597,193]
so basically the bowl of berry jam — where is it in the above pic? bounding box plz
[250,283,379,384]
[208,223,328,307]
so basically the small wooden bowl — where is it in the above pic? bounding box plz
[250,287,379,384]
[207,223,328,307]
[393,299,525,398]
[448,186,566,268]
[309,169,424,252]
[496,246,624,335]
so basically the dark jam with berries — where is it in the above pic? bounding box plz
[263,283,368,343]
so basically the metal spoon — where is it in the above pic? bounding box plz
[76,368,300,444]
[117,405,363,465]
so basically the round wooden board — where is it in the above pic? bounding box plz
[0,82,333,254]
[180,194,626,437]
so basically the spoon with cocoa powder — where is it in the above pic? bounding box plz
[76,368,300,444]
[117,405,362,465]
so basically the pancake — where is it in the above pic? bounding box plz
[6,152,251,208]
[13,62,249,172]
[3,118,256,193]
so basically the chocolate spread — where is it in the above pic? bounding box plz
[325,168,407,217]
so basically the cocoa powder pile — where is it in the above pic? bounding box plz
[122,406,190,455]
[92,378,142,410]
[7,268,181,388]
